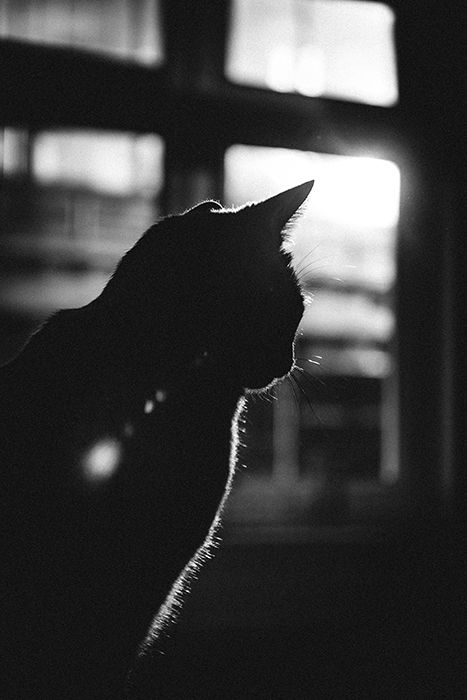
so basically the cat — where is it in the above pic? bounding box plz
[0,180,313,698]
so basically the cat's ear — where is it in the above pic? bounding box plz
[187,200,223,214]
[254,180,314,233]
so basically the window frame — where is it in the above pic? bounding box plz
[1,0,463,534]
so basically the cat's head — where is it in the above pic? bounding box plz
[105,181,313,392]
[192,182,314,391]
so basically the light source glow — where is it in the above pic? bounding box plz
[82,438,121,482]
[226,145,400,229]
[312,154,400,230]
[225,144,400,295]
[155,389,167,403]
[144,399,155,414]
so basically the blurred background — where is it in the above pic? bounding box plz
[1,1,465,696]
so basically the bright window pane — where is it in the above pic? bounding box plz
[227,0,398,106]
[0,0,163,65]
[226,144,400,303]
[33,131,164,197]
[30,130,163,243]
[225,145,400,489]
[0,129,164,338]
[1,130,163,248]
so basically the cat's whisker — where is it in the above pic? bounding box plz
[295,243,321,265]
[256,387,275,404]
[289,373,322,424]
[293,364,313,381]
[294,362,318,379]
[297,262,332,277]
[296,266,335,287]
[293,363,328,392]
[296,252,333,269]
[266,384,278,401]
[287,375,301,410]
[295,260,332,281]
[293,244,322,274]
[294,252,333,277]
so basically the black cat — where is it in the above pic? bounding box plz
[0,181,313,698]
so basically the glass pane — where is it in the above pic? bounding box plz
[27,130,163,244]
[226,145,399,301]
[33,131,164,197]
[0,0,163,64]
[0,130,164,346]
[227,0,398,106]
[0,128,30,177]
[224,144,400,524]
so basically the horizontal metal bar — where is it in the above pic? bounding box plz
[0,39,169,132]
[0,39,402,159]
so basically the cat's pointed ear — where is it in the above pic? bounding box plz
[187,200,223,214]
[254,180,314,232]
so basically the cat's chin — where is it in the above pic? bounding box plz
[244,377,280,393]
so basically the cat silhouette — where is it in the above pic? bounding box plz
[0,181,313,698]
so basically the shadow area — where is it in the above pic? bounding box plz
[130,521,466,698]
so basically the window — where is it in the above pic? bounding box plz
[0,127,163,345]
[227,0,398,105]
[224,145,400,527]
[31,130,163,243]
[1,128,163,240]
[1,1,455,534]
[0,0,163,64]
[34,131,163,196]
[222,0,402,530]
[0,1,402,525]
